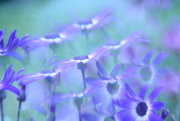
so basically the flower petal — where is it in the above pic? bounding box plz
[1,85,20,96]
[143,51,154,65]
[96,61,109,79]
[151,102,164,111]
[110,64,121,78]
[85,77,101,85]
[148,111,163,121]
[139,85,150,100]
[115,110,136,121]
[148,87,164,103]
[152,53,168,69]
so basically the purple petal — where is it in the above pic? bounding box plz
[32,104,47,116]
[148,112,163,121]
[6,52,24,62]
[110,64,121,78]
[152,53,168,69]
[143,51,154,65]
[85,77,101,85]
[1,85,20,96]
[116,99,133,109]
[115,110,136,121]
[139,85,150,100]
[151,102,164,111]
[0,30,5,50]
[96,61,109,79]
[125,83,137,99]
[148,87,164,103]
[2,65,15,85]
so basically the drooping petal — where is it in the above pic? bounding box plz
[110,64,121,78]
[115,110,136,121]
[152,53,168,70]
[142,51,154,65]
[6,52,24,62]
[85,77,101,85]
[151,102,164,111]
[139,85,150,100]
[148,111,163,121]
[2,85,20,96]
[148,87,164,103]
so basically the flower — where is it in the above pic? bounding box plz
[73,10,112,32]
[115,84,164,121]
[0,30,28,61]
[85,61,136,115]
[103,31,149,51]
[0,65,25,96]
[54,46,110,72]
[139,51,168,83]
[163,24,180,53]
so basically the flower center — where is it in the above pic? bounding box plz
[140,66,152,81]
[136,102,148,116]
[73,55,89,61]
[107,82,119,94]
[44,33,59,39]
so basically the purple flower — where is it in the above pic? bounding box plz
[103,31,149,51]
[72,10,112,32]
[54,46,109,72]
[163,25,180,52]
[85,61,136,115]
[139,51,168,83]
[0,65,24,96]
[0,30,28,61]
[115,84,164,121]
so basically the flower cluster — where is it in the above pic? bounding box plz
[0,2,178,121]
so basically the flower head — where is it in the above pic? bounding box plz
[85,61,136,115]
[73,10,112,32]
[139,51,168,83]
[0,65,25,96]
[0,30,28,61]
[115,84,164,121]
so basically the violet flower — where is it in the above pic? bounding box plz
[139,51,168,83]
[73,10,112,32]
[85,61,136,115]
[0,65,24,96]
[115,84,164,121]
[0,30,28,62]
[54,46,109,72]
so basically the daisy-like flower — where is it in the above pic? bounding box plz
[85,61,136,115]
[54,46,109,72]
[139,51,168,83]
[73,10,112,32]
[0,65,25,96]
[115,84,164,121]
[0,30,28,62]
[102,31,149,51]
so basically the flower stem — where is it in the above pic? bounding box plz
[81,69,86,90]
[0,99,4,121]
[17,101,22,121]
[77,106,82,121]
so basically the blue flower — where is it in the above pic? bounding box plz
[85,61,136,115]
[0,30,28,61]
[0,65,24,96]
[115,84,164,121]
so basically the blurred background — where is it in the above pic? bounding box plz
[0,0,180,121]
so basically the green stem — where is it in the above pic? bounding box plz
[0,100,4,121]
[17,101,22,121]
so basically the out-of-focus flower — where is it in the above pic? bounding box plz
[115,84,164,121]
[0,30,28,61]
[85,61,136,115]
[157,71,180,95]
[0,65,24,96]
[73,10,112,33]
[54,46,110,72]
[163,25,180,53]
[103,31,149,51]
[139,51,168,84]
